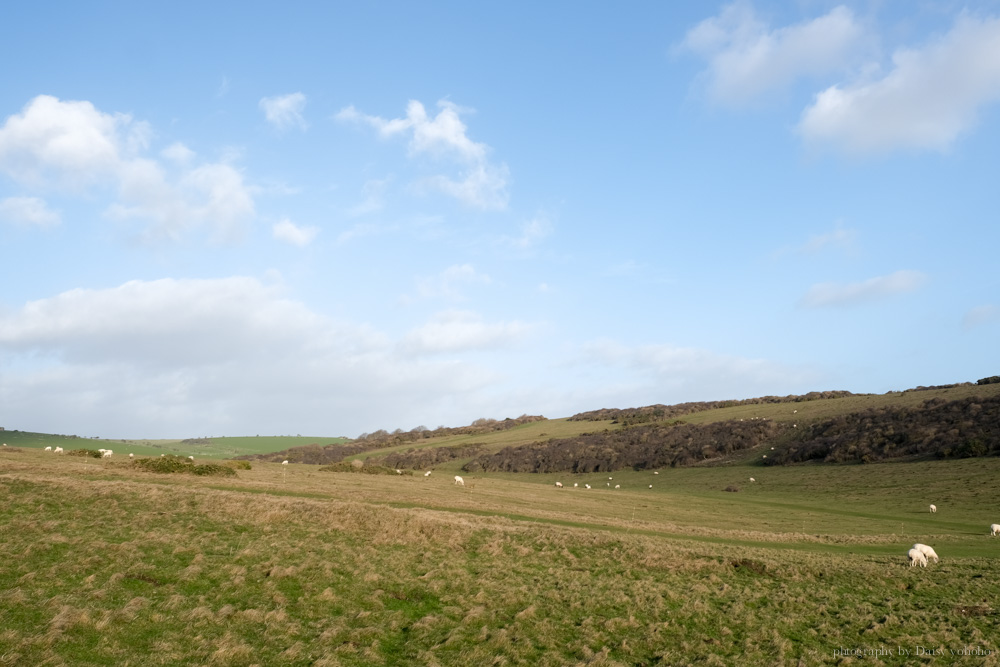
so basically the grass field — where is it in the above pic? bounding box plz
[2,444,999,666]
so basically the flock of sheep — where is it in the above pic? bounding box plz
[22,445,1000,566]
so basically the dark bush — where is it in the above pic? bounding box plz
[67,449,103,459]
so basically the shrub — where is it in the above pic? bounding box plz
[319,462,410,475]
[227,460,252,470]
[133,456,236,477]
[67,449,103,459]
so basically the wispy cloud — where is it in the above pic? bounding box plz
[679,2,866,106]
[259,92,308,131]
[403,264,492,303]
[799,270,927,308]
[272,217,319,246]
[799,13,1000,154]
[963,304,1000,329]
[399,310,532,356]
[336,99,509,210]
[0,196,60,227]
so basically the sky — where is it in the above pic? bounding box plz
[1,1,999,439]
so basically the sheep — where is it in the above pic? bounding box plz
[395,469,402,474]
[54,447,64,454]
[129,453,134,459]
[454,475,465,486]
[282,460,289,466]
[649,484,653,488]
[929,504,937,513]
[990,524,1000,537]
[614,484,620,489]
[103,450,113,458]
[908,548,928,567]
[912,543,939,563]
[188,456,194,461]
[573,483,578,488]
[653,471,659,475]
[584,484,591,489]
[555,482,563,488]
[45,446,52,451]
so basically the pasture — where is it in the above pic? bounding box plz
[2,446,999,665]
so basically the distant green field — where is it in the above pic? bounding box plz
[0,431,347,458]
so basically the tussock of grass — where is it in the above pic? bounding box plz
[133,455,236,477]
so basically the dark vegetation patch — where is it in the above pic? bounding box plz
[766,394,1000,465]
[724,485,740,493]
[731,559,767,575]
[464,420,783,473]
[374,443,488,470]
[133,455,237,477]
[67,448,103,459]
[569,391,857,424]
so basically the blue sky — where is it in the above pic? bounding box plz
[1,1,998,438]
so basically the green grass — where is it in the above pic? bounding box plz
[2,447,1000,665]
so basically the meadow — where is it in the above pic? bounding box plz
[2,441,999,665]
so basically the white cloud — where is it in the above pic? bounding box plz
[0,95,256,243]
[0,196,60,227]
[774,220,856,258]
[680,3,865,106]
[259,92,308,131]
[963,304,1000,329]
[399,310,532,356]
[579,338,816,401]
[799,270,928,308]
[405,264,492,303]
[508,214,553,249]
[337,99,509,210]
[799,13,1000,154]
[0,278,501,437]
[347,177,390,217]
[272,217,319,246]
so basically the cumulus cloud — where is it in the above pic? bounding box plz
[799,270,928,308]
[0,95,255,242]
[272,217,319,246]
[336,99,509,210]
[0,277,500,437]
[799,13,1000,154]
[399,310,532,356]
[0,196,60,227]
[259,92,308,131]
[680,3,866,105]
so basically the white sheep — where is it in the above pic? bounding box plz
[129,453,134,459]
[187,456,194,461]
[454,475,465,486]
[912,543,939,564]
[990,524,1000,537]
[653,471,659,475]
[584,484,591,489]
[395,469,402,475]
[749,477,755,482]
[929,504,937,513]
[649,484,653,488]
[555,482,563,488]
[282,460,289,465]
[45,446,52,451]
[424,471,432,477]
[573,483,578,488]
[908,548,928,567]
[54,447,64,454]
[614,484,620,489]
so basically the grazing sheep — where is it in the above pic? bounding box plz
[54,447,64,454]
[282,460,289,465]
[990,524,1000,537]
[103,450,113,458]
[912,543,939,563]
[395,469,402,474]
[614,484,620,489]
[929,504,937,513]
[653,471,659,475]
[749,477,755,482]
[129,453,134,459]
[555,482,563,488]
[454,475,465,486]
[424,471,432,477]
[584,484,591,489]
[573,483,578,488]
[187,455,194,461]
[649,485,653,488]
[908,548,928,567]
[45,446,52,451]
